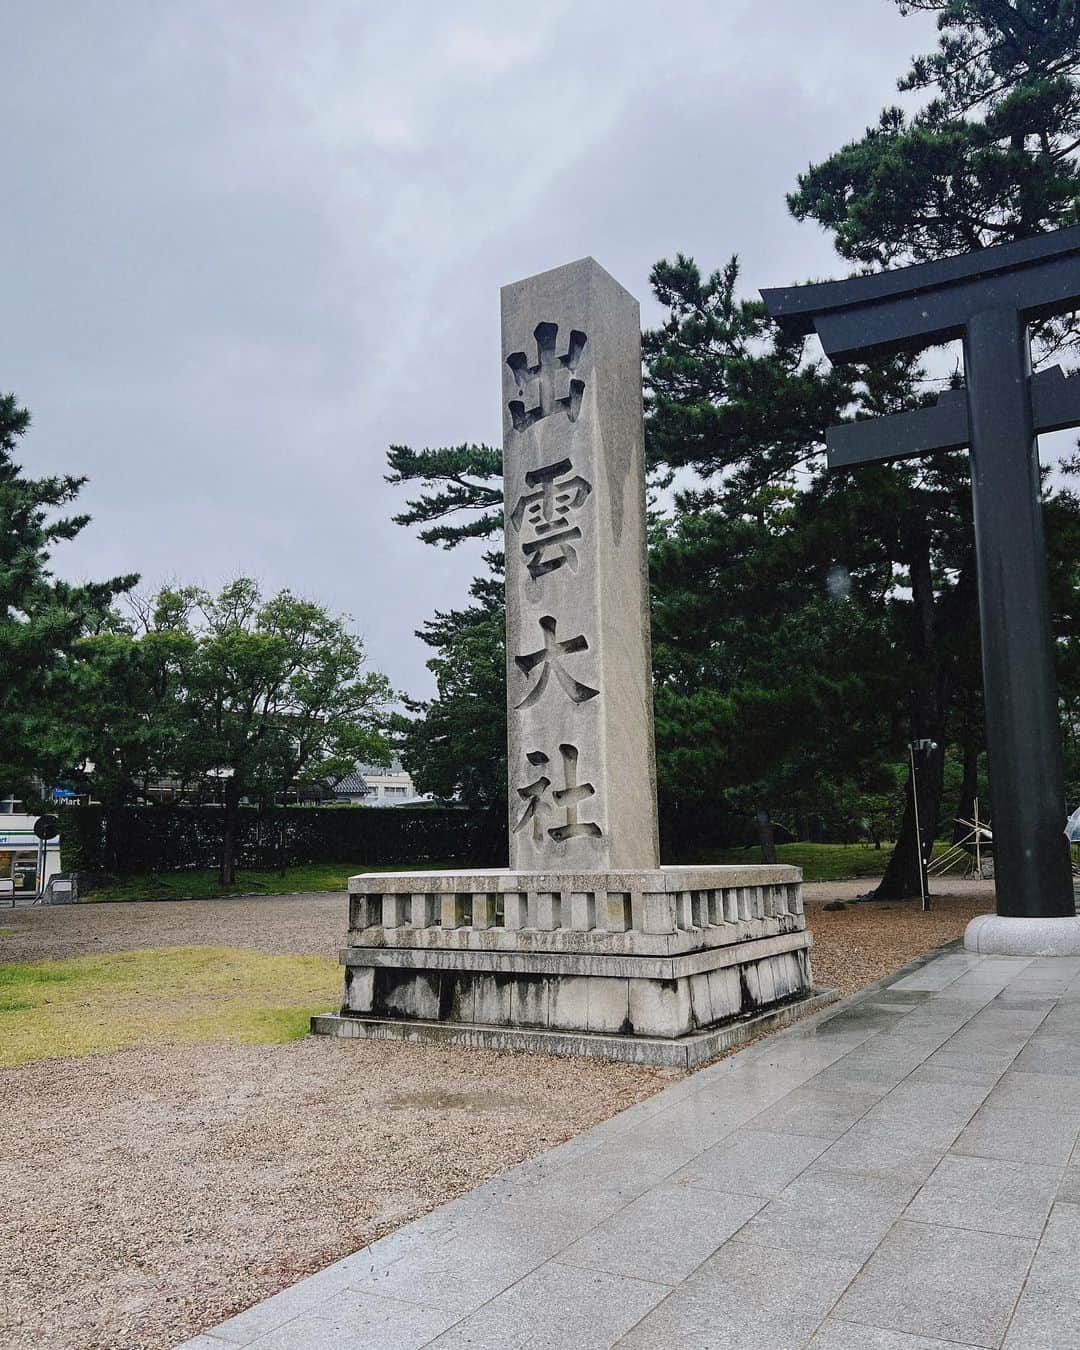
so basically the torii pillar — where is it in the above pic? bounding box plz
[762,226,1080,954]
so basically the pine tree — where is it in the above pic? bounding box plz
[393,567,507,822]
[783,0,1080,894]
[0,394,137,799]
[790,1,1080,265]
[382,442,508,819]
[643,256,940,866]
[387,3,1080,885]
[385,443,502,547]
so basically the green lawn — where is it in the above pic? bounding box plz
[82,844,895,899]
[84,861,454,902]
[0,946,340,1067]
[704,842,892,882]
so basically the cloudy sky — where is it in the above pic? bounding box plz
[1,0,942,696]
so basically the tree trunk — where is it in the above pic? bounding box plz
[870,524,949,901]
[872,744,946,899]
[756,806,778,865]
[219,794,239,887]
[952,729,980,844]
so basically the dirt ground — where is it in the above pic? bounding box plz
[1,1038,671,1350]
[0,878,995,1350]
[801,876,994,996]
[0,891,349,964]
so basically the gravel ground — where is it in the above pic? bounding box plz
[0,892,348,964]
[0,878,996,969]
[0,877,995,1350]
[803,878,995,996]
[1,1037,672,1350]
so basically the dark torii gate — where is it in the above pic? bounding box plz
[762,225,1080,932]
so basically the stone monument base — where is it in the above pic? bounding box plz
[310,865,829,1066]
[964,912,1080,956]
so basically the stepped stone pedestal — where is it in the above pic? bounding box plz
[310,864,826,1066]
[312,258,824,1065]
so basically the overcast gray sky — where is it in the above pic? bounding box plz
[1,0,942,696]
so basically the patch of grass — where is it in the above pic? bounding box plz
[180,1003,323,1045]
[701,842,892,883]
[0,946,340,1068]
[83,861,455,903]
[81,848,901,897]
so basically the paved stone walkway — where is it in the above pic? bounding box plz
[178,946,1080,1349]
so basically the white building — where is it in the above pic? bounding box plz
[0,799,62,899]
[333,760,432,807]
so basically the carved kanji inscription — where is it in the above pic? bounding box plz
[513,743,602,843]
[506,323,587,431]
[514,616,599,709]
[509,458,592,580]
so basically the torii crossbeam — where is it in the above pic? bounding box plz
[762,225,1080,946]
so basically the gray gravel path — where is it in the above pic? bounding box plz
[0,877,997,965]
[1,891,347,964]
[0,893,673,1350]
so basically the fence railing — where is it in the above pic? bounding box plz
[63,804,505,876]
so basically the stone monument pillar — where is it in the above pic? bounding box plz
[502,259,658,873]
[311,259,825,1066]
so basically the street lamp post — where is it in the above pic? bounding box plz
[909,739,937,913]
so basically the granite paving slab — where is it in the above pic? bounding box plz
[950,1102,1080,1167]
[177,946,1080,1350]
[808,1322,984,1348]
[834,1220,1035,1346]
[425,1263,670,1350]
[904,1154,1061,1238]
[674,1127,834,1197]
[557,1182,764,1285]
[615,1240,864,1350]
[741,1083,885,1139]
[1058,1163,1080,1202]
[1002,1200,1080,1348]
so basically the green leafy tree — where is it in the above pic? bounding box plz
[0,393,136,800]
[83,579,394,884]
[72,610,196,810]
[186,579,395,883]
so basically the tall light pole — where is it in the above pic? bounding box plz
[909,739,937,913]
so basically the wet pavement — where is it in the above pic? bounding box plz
[177,944,1080,1349]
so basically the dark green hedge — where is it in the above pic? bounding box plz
[59,801,776,879]
[61,804,506,877]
